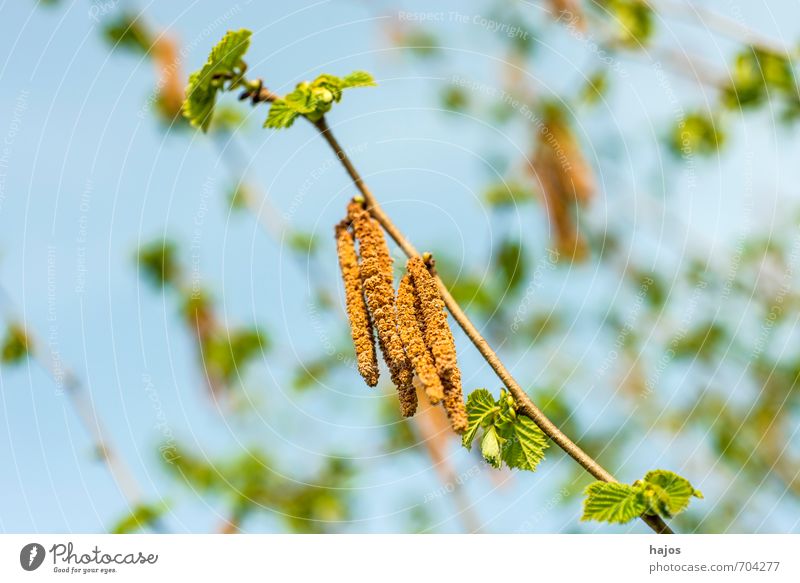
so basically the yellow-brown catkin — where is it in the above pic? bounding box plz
[406,257,456,374]
[397,273,445,405]
[441,363,468,434]
[335,221,379,387]
[406,256,466,432]
[348,202,417,416]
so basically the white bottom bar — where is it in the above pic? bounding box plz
[1,534,797,581]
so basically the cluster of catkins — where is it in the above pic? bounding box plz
[335,200,468,433]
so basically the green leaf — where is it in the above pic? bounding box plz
[582,482,647,524]
[501,415,549,471]
[264,71,375,129]
[312,75,345,102]
[265,100,301,129]
[462,389,499,449]
[184,29,252,131]
[582,470,702,525]
[341,71,376,89]
[480,425,503,469]
[284,86,320,114]
[642,470,703,518]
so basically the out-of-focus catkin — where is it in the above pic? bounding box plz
[406,256,466,432]
[397,273,444,405]
[348,201,417,416]
[335,221,379,387]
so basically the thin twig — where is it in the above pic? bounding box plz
[309,116,672,534]
[654,0,795,56]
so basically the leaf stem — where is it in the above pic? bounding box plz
[310,116,673,535]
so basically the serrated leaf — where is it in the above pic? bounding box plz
[341,71,376,89]
[284,87,319,114]
[265,100,301,129]
[501,415,549,471]
[462,389,498,449]
[313,75,345,102]
[582,481,647,524]
[264,71,375,129]
[642,470,703,518]
[480,425,503,468]
[184,29,252,131]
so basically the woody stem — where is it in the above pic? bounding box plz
[311,116,672,535]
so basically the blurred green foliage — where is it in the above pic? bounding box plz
[201,327,268,385]
[722,47,796,110]
[600,0,655,48]
[137,239,180,288]
[483,181,534,208]
[111,502,167,534]
[102,13,154,54]
[1,323,31,364]
[163,444,353,532]
[669,113,725,157]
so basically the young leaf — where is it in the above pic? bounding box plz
[462,389,498,449]
[341,71,376,89]
[184,29,252,131]
[264,71,375,129]
[265,100,301,129]
[480,425,503,469]
[501,415,549,471]
[582,482,647,524]
[642,470,703,518]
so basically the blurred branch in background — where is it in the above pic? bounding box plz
[0,284,166,533]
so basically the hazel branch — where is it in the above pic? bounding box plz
[308,116,673,535]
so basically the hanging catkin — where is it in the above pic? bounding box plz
[335,221,379,387]
[441,364,467,433]
[348,201,417,416]
[397,273,445,405]
[406,257,456,374]
[406,256,467,432]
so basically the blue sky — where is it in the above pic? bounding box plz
[2,0,800,533]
